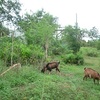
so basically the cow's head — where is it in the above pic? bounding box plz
[41,69,45,73]
[41,67,46,73]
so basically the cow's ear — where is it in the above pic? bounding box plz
[58,61,60,64]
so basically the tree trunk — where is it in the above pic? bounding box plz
[45,41,48,60]
[11,32,14,66]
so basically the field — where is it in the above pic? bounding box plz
[0,48,100,100]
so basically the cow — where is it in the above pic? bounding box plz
[83,67,100,84]
[41,61,60,73]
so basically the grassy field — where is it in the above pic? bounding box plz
[0,48,100,100]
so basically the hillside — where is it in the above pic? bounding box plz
[0,54,100,100]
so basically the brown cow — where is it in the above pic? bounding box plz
[83,68,100,84]
[41,61,60,73]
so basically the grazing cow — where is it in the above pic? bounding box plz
[83,68,100,84]
[41,61,60,73]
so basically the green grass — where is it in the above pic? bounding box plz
[0,63,100,100]
[0,48,100,100]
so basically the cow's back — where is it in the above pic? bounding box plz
[46,62,59,68]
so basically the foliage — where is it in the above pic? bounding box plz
[96,40,100,50]
[18,10,59,59]
[0,36,12,66]
[0,23,10,37]
[0,57,100,100]
[51,39,66,55]
[0,0,21,23]
[80,47,98,57]
[61,25,82,53]
[0,35,44,66]
[86,50,98,57]
[87,40,96,47]
[88,27,100,40]
[0,0,100,69]
[18,10,58,45]
[86,39,100,51]
[0,2,100,99]
[62,52,84,65]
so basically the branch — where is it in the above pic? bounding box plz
[0,63,21,77]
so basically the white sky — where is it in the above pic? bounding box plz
[19,0,100,31]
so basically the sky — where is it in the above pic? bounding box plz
[19,0,100,31]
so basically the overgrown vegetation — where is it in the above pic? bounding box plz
[0,50,100,100]
[0,0,100,99]
[62,52,84,65]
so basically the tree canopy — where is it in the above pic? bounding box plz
[0,1,100,66]
[0,0,21,23]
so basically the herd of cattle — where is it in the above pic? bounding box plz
[41,61,100,84]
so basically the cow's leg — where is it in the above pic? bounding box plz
[93,79,95,84]
[56,68,60,72]
[47,68,52,74]
[83,76,85,80]
[48,70,52,74]
[44,67,47,73]
[96,79,99,85]
[97,80,99,84]
[83,75,87,80]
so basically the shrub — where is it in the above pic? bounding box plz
[86,49,98,57]
[63,53,84,65]
[75,53,84,65]
[80,47,98,57]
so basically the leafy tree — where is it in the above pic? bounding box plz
[96,40,100,50]
[0,0,21,24]
[0,36,12,66]
[0,0,21,65]
[0,23,10,37]
[88,27,100,40]
[18,10,59,60]
[85,27,100,49]
[36,13,58,59]
[62,25,81,53]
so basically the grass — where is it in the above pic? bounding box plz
[0,48,100,100]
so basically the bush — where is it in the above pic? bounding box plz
[96,40,100,50]
[80,47,98,57]
[63,53,84,65]
[87,50,98,57]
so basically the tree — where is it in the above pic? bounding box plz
[96,40,100,50]
[88,27,100,40]
[36,13,58,59]
[0,0,21,24]
[0,23,10,37]
[18,10,59,60]
[62,25,81,53]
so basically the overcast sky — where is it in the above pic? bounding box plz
[19,0,100,31]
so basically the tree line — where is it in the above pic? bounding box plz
[0,0,100,66]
